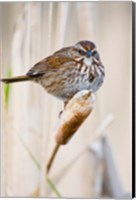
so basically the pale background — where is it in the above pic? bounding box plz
[0,2,132,198]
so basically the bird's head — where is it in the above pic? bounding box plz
[71,40,101,65]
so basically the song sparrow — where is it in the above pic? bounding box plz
[1,40,105,102]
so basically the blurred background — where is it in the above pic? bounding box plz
[0,2,132,198]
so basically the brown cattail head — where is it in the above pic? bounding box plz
[56,90,95,145]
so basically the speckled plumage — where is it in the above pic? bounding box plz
[1,41,105,102]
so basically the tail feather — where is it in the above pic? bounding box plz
[0,75,31,84]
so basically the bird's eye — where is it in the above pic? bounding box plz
[78,49,85,55]
[92,51,100,60]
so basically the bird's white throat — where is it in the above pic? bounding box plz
[84,57,93,66]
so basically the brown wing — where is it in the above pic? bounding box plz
[27,53,74,77]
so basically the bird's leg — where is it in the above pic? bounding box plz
[58,110,63,119]
[58,95,74,118]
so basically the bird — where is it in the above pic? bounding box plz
[0,40,105,104]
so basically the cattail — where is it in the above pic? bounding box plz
[47,90,95,174]
[56,90,95,144]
